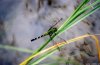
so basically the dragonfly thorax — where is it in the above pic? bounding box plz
[48,27,57,36]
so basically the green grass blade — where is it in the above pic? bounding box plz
[65,0,99,25]
[57,0,99,34]
[57,0,90,31]
[59,4,100,33]
[0,44,33,53]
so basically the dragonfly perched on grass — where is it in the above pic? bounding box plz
[31,18,63,42]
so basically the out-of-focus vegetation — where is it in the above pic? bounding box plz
[0,0,100,65]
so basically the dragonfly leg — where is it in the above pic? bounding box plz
[49,35,60,51]
[57,36,67,43]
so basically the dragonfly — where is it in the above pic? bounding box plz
[31,18,63,42]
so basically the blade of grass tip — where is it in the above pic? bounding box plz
[33,0,90,54]
[0,44,33,53]
[56,0,100,35]
[62,0,99,27]
[57,0,90,31]
[21,34,100,65]
[57,3,100,35]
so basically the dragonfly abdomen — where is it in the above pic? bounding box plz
[31,34,47,42]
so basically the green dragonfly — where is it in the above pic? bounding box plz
[31,18,63,42]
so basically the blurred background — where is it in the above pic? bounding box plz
[0,0,100,65]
